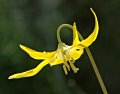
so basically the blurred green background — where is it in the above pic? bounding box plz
[0,0,120,94]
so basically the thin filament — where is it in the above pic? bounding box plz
[63,65,68,75]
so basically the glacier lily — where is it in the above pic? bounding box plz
[8,8,98,79]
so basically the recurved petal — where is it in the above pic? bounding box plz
[72,23,81,45]
[80,8,99,47]
[8,59,50,79]
[20,44,56,60]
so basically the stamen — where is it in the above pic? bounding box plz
[63,59,70,71]
[69,60,79,73]
[65,51,79,73]
[63,65,68,75]
[61,51,70,71]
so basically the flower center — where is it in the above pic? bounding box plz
[58,43,79,75]
[63,50,79,74]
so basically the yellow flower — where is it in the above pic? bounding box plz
[8,8,99,79]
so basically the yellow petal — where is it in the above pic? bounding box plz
[72,23,81,45]
[49,51,64,66]
[68,45,84,60]
[8,59,50,79]
[80,8,99,47]
[49,57,64,66]
[20,44,56,60]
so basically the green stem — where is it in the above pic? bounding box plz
[78,32,108,94]
[57,24,73,44]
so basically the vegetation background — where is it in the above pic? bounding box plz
[0,0,120,94]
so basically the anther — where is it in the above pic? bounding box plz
[63,65,68,75]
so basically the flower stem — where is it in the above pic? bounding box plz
[57,24,73,44]
[78,32,108,94]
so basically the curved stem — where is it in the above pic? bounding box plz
[78,32,108,94]
[57,24,72,44]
